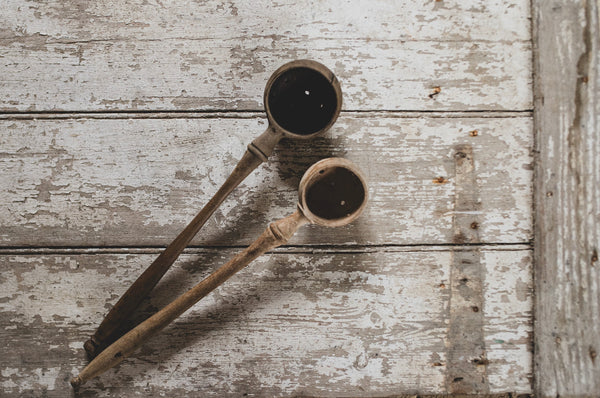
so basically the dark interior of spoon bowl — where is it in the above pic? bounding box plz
[305,166,366,220]
[267,67,338,136]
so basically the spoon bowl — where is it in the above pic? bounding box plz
[299,157,368,227]
[265,60,342,138]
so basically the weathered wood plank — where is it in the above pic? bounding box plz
[0,0,537,397]
[0,115,533,247]
[1,0,531,43]
[0,0,531,112]
[0,248,532,396]
[0,37,532,112]
[446,145,488,394]
[483,250,533,393]
[532,0,600,396]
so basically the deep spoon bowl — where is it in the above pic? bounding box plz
[265,60,342,138]
[299,157,367,227]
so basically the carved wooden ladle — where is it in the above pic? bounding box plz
[71,157,368,387]
[84,60,343,358]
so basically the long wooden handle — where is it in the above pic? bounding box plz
[72,210,307,387]
[85,128,282,358]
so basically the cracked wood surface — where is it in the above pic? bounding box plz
[0,115,533,248]
[0,0,532,112]
[533,0,600,396]
[0,248,532,396]
[0,0,536,396]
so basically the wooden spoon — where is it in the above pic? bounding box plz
[71,157,367,387]
[84,60,343,358]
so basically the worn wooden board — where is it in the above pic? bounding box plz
[0,115,533,247]
[0,39,532,113]
[2,0,531,43]
[0,0,538,395]
[0,247,532,396]
[0,1,532,112]
[532,0,600,396]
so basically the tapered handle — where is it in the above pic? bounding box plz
[85,128,282,358]
[71,210,307,387]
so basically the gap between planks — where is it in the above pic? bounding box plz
[303,395,533,398]
[0,243,532,256]
[0,36,534,45]
[0,110,533,120]
[304,395,533,398]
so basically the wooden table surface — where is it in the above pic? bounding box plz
[1,1,594,397]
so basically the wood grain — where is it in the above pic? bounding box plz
[0,248,532,396]
[1,0,531,43]
[446,145,488,394]
[532,0,600,396]
[0,115,533,247]
[0,0,537,395]
[0,39,532,113]
[0,0,532,112]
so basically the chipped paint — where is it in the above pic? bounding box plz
[0,38,533,112]
[0,249,531,395]
[446,145,488,393]
[0,116,533,247]
[0,0,536,395]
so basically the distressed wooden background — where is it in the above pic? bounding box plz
[0,1,537,396]
[533,0,600,396]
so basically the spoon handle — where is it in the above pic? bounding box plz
[84,128,282,358]
[72,210,307,387]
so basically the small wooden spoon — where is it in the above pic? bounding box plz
[71,157,367,387]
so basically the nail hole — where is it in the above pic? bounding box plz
[472,306,479,312]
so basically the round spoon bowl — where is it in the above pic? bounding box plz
[298,158,368,227]
[264,60,342,139]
